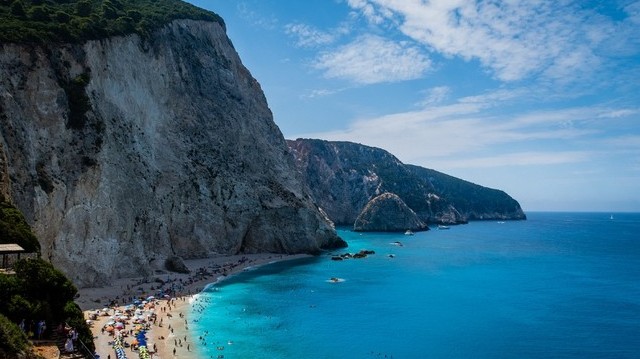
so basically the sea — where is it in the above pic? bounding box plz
[187,212,640,358]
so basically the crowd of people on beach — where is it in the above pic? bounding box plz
[86,256,271,359]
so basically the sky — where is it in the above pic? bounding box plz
[186,0,640,212]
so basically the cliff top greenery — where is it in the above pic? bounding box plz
[0,199,40,253]
[0,0,223,44]
[0,198,93,356]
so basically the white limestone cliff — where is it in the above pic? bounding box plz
[0,20,345,287]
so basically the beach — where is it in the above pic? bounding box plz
[77,253,310,359]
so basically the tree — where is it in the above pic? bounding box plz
[10,0,26,17]
[29,5,50,21]
[75,0,92,17]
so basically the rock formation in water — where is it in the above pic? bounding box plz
[0,19,345,287]
[353,193,428,232]
[287,139,526,227]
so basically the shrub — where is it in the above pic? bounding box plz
[0,313,29,357]
[56,11,71,23]
[0,0,225,44]
[0,200,41,253]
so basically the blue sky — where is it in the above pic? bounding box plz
[187,0,640,212]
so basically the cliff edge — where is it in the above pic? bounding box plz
[0,19,345,287]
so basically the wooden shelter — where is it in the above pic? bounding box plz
[0,243,26,269]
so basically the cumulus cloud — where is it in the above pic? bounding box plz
[313,34,431,84]
[346,0,632,82]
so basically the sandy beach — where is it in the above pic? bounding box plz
[78,253,311,359]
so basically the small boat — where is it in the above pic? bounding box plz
[404,230,414,235]
[437,225,450,230]
[610,214,614,220]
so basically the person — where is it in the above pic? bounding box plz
[18,319,25,332]
[71,327,78,344]
[64,337,74,353]
[36,320,46,339]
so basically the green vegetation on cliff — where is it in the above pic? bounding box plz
[0,198,40,253]
[0,0,223,43]
[0,198,94,356]
[0,259,95,355]
[0,313,30,358]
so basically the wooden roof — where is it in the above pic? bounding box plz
[0,243,25,253]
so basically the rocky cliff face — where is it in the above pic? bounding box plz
[0,20,345,287]
[287,139,526,226]
[407,165,526,221]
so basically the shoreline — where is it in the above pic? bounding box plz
[79,253,311,359]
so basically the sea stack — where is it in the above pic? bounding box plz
[354,193,428,232]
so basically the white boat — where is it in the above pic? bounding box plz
[437,225,450,230]
[404,230,414,235]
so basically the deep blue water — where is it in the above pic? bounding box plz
[188,212,640,358]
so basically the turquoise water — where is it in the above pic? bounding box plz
[189,212,640,358]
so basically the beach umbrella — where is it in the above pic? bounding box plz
[114,322,124,329]
[146,295,155,300]
[106,320,115,325]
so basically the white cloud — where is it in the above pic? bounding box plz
[346,0,632,83]
[294,90,631,168]
[419,86,450,106]
[347,0,386,24]
[237,2,278,30]
[302,87,347,99]
[285,23,337,47]
[597,109,640,118]
[313,34,431,84]
[427,151,593,169]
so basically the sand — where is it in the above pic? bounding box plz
[78,253,311,359]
